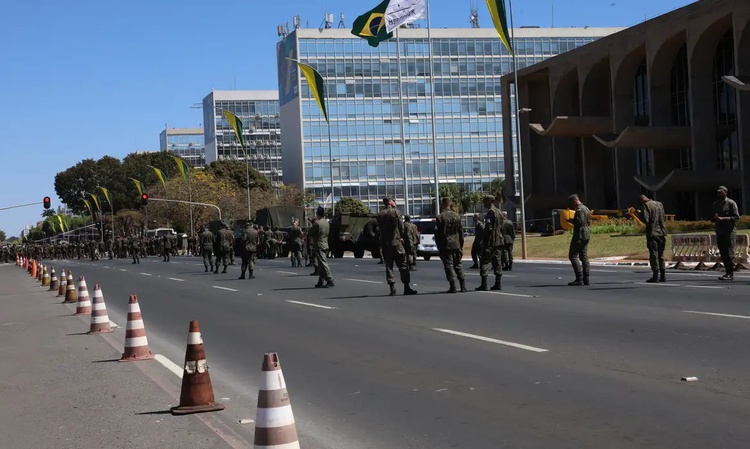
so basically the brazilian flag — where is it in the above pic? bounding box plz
[129,178,146,196]
[351,0,393,47]
[486,0,513,54]
[222,110,246,156]
[173,156,190,182]
[149,166,168,188]
[296,62,329,122]
[99,187,113,208]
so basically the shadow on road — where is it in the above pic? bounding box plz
[135,410,172,416]
[91,358,121,363]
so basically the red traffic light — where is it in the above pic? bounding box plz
[141,193,149,206]
[43,197,51,209]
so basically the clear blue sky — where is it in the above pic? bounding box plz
[0,0,692,238]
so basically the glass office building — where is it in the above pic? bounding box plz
[278,27,621,215]
[160,128,205,167]
[203,90,283,183]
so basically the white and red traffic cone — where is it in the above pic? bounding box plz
[120,295,153,361]
[87,285,112,334]
[75,277,91,315]
[253,352,300,449]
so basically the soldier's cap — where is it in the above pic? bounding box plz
[316,206,325,216]
[717,186,728,193]
[382,197,392,204]
[483,194,495,202]
[568,194,580,201]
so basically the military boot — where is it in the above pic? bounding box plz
[490,279,502,291]
[221,267,227,274]
[238,274,246,280]
[646,271,659,283]
[325,280,335,288]
[404,284,418,296]
[249,271,256,279]
[583,273,590,286]
[446,281,457,294]
[475,278,489,291]
[568,275,583,286]
[389,283,397,296]
[204,267,209,273]
[659,271,666,283]
[459,279,468,293]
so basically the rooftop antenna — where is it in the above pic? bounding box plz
[338,13,345,29]
[293,15,301,29]
[470,3,479,28]
[320,12,333,31]
[306,19,310,28]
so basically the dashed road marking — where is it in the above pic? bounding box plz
[637,282,724,290]
[433,328,549,353]
[139,273,152,276]
[344,278,383,284]
[478,290,536,298]
[168,277,185,282]
[286,300,337,310]
[154,354,184,378]
[118,269,127,272]
[277,271,302,275]
[682,310,750,320]
[212,286,238,292]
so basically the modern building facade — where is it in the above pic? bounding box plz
[159,128,205,167]
[277,26,621,216]
[203,90,282,183]
[502,0,750,223]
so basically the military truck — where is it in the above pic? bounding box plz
[254,206,307,256]
[329,213,381,259]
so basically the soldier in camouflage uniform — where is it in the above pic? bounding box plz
[200,226,215,273]
[239,223,259,280]
[162,234,172,262]
[377,198,417,296]
[476,195,504,291]
[215,222,234,274]
[638,194,667,283]
[403,216,419,271]
[501,212,516,271]
[566,194,591,286]
[129,233,140,264]
[287,219,304,268]
[470,214,483,269]
[308,207,334,288]
[436,198,467,293]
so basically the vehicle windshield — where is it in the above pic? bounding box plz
[414,221,436,234]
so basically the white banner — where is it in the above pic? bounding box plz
[385,0,426,33]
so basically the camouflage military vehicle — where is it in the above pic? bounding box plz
[329,213,381,259]
[254,206,307,256]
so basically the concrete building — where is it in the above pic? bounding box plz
[159,128,205,167]
[277,27,621,215]
[502,0,750,224]
[203,90,282,183]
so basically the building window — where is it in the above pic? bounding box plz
[633,60,653,177]
[713,30,739,171]
[670,44,692,170]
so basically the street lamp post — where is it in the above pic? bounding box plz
[517,107,532,260]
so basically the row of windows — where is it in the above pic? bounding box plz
[301,99,503,123]
[297,37,597,59]
[304,160,503,181]
[301,78,507,101]
[302,119,504,139]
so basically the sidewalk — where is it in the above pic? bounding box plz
[0,264,233,449]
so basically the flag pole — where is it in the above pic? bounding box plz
[188,175,194,237]
[426,0,440,216]
[328,120,335,217]
[396,27,409,216]
[507,0,528,259]
[245,149,252,220]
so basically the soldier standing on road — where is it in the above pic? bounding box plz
[403,216,419,271]
[638,194,667,283]
[436,198,467,293]
[129,233,140,265]
[199,226,215,272]
[476,195,504,291]
[288,219,304,268]
[713,186,740,281]
[566,194,591,286]
[162,234,172,262]
[309,207,335,288]
[378,198,418,296]
[501,212,516,271]
[215,223,234,274]
[239,223,259,280]
[470,214,484,269]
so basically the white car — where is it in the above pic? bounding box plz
[412,218,439,261]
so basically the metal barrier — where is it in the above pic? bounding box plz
[670,233,749,270]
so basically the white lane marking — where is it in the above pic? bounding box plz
[154,354,184,379]
[465,272,517,278]
[683,285,724,290]
[637,282,724,290]
[109,320,119,329]
[277,271,301,275]
[213,286,238,292]
[433,328,548,353]
[168,277,185,282]
[103,266,110,269]
[590,269,620,273]
[478,291,535,298]
[139,272,152,276]
[286,300,337,310]
[119,269,127,272]
[539,267,563,270]
[683,310,750,320]
[344,278,383,284]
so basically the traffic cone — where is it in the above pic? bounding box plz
[87,285,112,334]
[15,254,19,266]
[64,273,78,304]
[38,264,44,282]
[57,276,67,298]
[170,320,225,415]
[49,268,58,291]
[120,295,154,361]
[42,266,50,287]
[31,260,37,279]
[75,277,91,315]
[253,353,300,449]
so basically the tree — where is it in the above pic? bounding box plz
[335,197,370,215]
[41,209,56,218]
[277,183,315,207]
[205,160,271,192]
[54,158,99,214]
[114,210,145,236]
[0,230,5,242]
[484,177,506,206]
[122,151,182,192]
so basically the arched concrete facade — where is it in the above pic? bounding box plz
[737,15,750,210]
[550,69,581,196]
[579,57,613,208]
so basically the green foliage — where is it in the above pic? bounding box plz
[0,230,5,242]
[483,177,506,204]
[434,184,485,215]
[205,160,271,191]
[587,218,643,235]
[335,197,370,215]
[41,209,56,218]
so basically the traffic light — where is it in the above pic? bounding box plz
[141,193,149,206]
[43,197,51,209]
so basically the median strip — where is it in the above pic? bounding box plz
[432,328,549,353]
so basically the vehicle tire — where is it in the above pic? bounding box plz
[333,249,345,259]
[353,249,365,259]
[424,256,431,261]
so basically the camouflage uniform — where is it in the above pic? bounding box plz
[403,217,419,271]
[568,196,591,286]
[436,205,466,293]
[200,228,215,272]
[477,196,504,291]
[377,199,416,296]
[309,209,334,287]
[239,224,259,279]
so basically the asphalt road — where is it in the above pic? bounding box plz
[51,253,750,449]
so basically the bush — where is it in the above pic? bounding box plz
[589,218,642,235]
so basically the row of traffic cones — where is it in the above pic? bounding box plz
[20,259,299,448]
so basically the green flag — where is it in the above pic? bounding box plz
[129,178,146,196]
[89,194,101,212]
[99,187,113,209]
[149,165,168,188]
[351,0,393,47]
[486,0,513,54]
[294,61,329,122]
[173,156,190,182]
[82,199,93,216]
[222,110,246,156]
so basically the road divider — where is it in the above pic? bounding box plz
[432,328,549,353]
